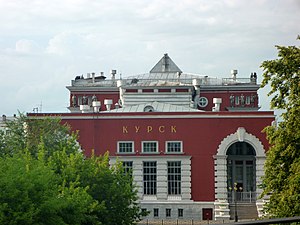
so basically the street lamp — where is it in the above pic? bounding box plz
[229,183,241,222]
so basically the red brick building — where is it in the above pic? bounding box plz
[30,54,274,220]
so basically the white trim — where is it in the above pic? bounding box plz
[142,141,159,153]
[216,127,265,157]
[117,141,134,153]
[165,141,183,153]
[198,97,209,107]
[200,90,258,94]
[109,155,191,202]
[214,127,267,220]
[43,113,274,120]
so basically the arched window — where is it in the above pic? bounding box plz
[227,142,256,200]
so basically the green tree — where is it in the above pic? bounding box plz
[0,115,145,224]
[0,151,99,225]
[260,36,300,217]
[0,114,79,158]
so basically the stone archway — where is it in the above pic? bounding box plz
[213,127,266,220]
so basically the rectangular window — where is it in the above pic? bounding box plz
[122,161,133,175]
[154,208,159,218]
[143,161,157,195]
[166,208,171,218]
[142,141,158,153]
[168,161,181,195]
[158,89,171,92]
[118,141,134,153]
[178,209,183,218]
[142,89,154,92]
[166,141,182,153]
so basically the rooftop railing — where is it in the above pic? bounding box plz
[71,73,257,87]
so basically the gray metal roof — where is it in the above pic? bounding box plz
[150,53,182,73]
[124,72,222,87]
[69,53,256,88]
[102,101,201,113]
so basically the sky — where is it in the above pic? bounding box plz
[0,0,299,116]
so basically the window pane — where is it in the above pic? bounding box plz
[167,141,182,153]
[178,209,183,217]
[143,161,157,195]
[166,208,171,217]
[168,161,181,195]
[143,142,157,153]
[122,161,133,175]
[118,142,133,153]
[154,208,159,217]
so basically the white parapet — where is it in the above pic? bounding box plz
[79,105,91,113]
[92,101,101,112]
[104,99,113,111]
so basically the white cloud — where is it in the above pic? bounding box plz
[0,0,299,115]
[15,39,40,54]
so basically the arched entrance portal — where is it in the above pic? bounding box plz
[227,142,256,202]
[214,128,267,220]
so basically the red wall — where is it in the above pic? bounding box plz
[58,111,273,202]
[200,91,258,111]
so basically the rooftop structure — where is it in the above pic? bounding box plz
[29,53,273,222]
[67,53,259,113]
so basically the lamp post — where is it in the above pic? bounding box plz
[229,183,239,222]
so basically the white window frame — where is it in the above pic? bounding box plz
[165,141,183,154]
[167,161,181,195]
[143,161,157,195]
[117,141,134,154]
[142,141,159,154]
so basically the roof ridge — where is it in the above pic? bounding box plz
[150,53,182,73]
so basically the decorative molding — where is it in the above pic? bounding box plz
[216,127,266,157]
[214,127,267,220]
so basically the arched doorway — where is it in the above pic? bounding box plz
[227,142,256,202]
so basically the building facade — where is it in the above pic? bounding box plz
[29,54,274,221]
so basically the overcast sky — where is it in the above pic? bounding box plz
[0,0,299,116]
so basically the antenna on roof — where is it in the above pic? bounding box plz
[39,101,42,113]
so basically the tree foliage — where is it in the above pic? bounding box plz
[260,36,300,218]
[0,115,145,225]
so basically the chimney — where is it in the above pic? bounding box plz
[111,70,117,80]
[162,53,169,72]
[92,101,101,113]
[92,72,95,83]
[87,73,90,79]
[80,105,90,113]
[231,69,238,81]
[212,98,222,111]
[104,99,113,111]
